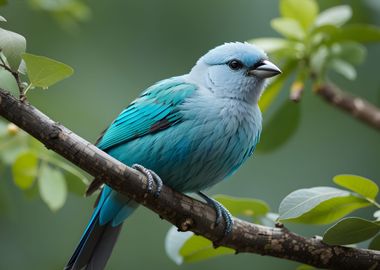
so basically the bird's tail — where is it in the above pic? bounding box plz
[65,186,137,270]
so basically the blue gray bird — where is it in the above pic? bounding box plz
[65,42,281,270]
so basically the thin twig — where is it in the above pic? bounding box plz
[0,88,379,269]
[0,51,24,96]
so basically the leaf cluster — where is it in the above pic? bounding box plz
[0,122,88,211]
[254,0,380,153]
[279,174,380,248]
[0,16,86,211]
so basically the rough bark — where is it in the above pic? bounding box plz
[315,83,380,130]
[0,88,379,270]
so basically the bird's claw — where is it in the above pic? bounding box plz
[132,164,163,197]
[198,192,233,236]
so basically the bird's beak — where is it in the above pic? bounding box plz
[247,60,282,78]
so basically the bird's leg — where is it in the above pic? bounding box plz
[132,164,163,197]
[197,192,233,236]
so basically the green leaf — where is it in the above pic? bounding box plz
[11,151,38,189]
[369,234,380,250]
[296,265,315,270]
[310,45,329,75]
[329,59,356,80]
[38,162,67,211]
[334,24,380,43]
[65,170,88,195]
[165,227,234,264]
[279,187,370,224]
[0,28,26,71]
[248,38,304,55]
[0,68,19,95]
[213,194,269,218]
[180,235,234,263]
[311,24,339,40]
[42,154,88,195]
[283,195,370,224]
[21,53,74,89]
[250,38,304,61]
[330,42,366,65]
[315,5,352,27]
[29,148,88,196]
[259,77,284,113]
[29,137,49,153]
[323,217,380,245]
[257,101,300,153]
[0,0,8,7]
[250,38,292,53]
[271,18,305,40]
[258,60,297,113]
[280,0,319,30]
[333,174,378,200]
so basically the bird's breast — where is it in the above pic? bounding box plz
[161,97,261,192]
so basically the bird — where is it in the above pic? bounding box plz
[65,42,281,270]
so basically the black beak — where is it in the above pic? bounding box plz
[247,60,282,78]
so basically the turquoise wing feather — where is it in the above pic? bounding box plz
[97,78,197,151]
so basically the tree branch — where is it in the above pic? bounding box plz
[315,83,380,130]
[0,88,379,270]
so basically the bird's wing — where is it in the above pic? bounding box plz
[96,77,197,151]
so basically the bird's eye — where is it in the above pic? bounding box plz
[227,60,243,71]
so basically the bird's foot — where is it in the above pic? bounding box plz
[132,164,163,197]
[197,192,233,236]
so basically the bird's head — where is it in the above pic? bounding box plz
[189,42,281,104]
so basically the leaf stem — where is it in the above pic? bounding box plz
[0,54,8,70]
[368,199,380,209]
[0,52,23,94]
[22,83,32,97]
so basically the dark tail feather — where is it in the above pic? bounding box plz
[65,211,122,270]
[86,224,122,270]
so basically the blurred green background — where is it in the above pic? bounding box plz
[1,0,380,269]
